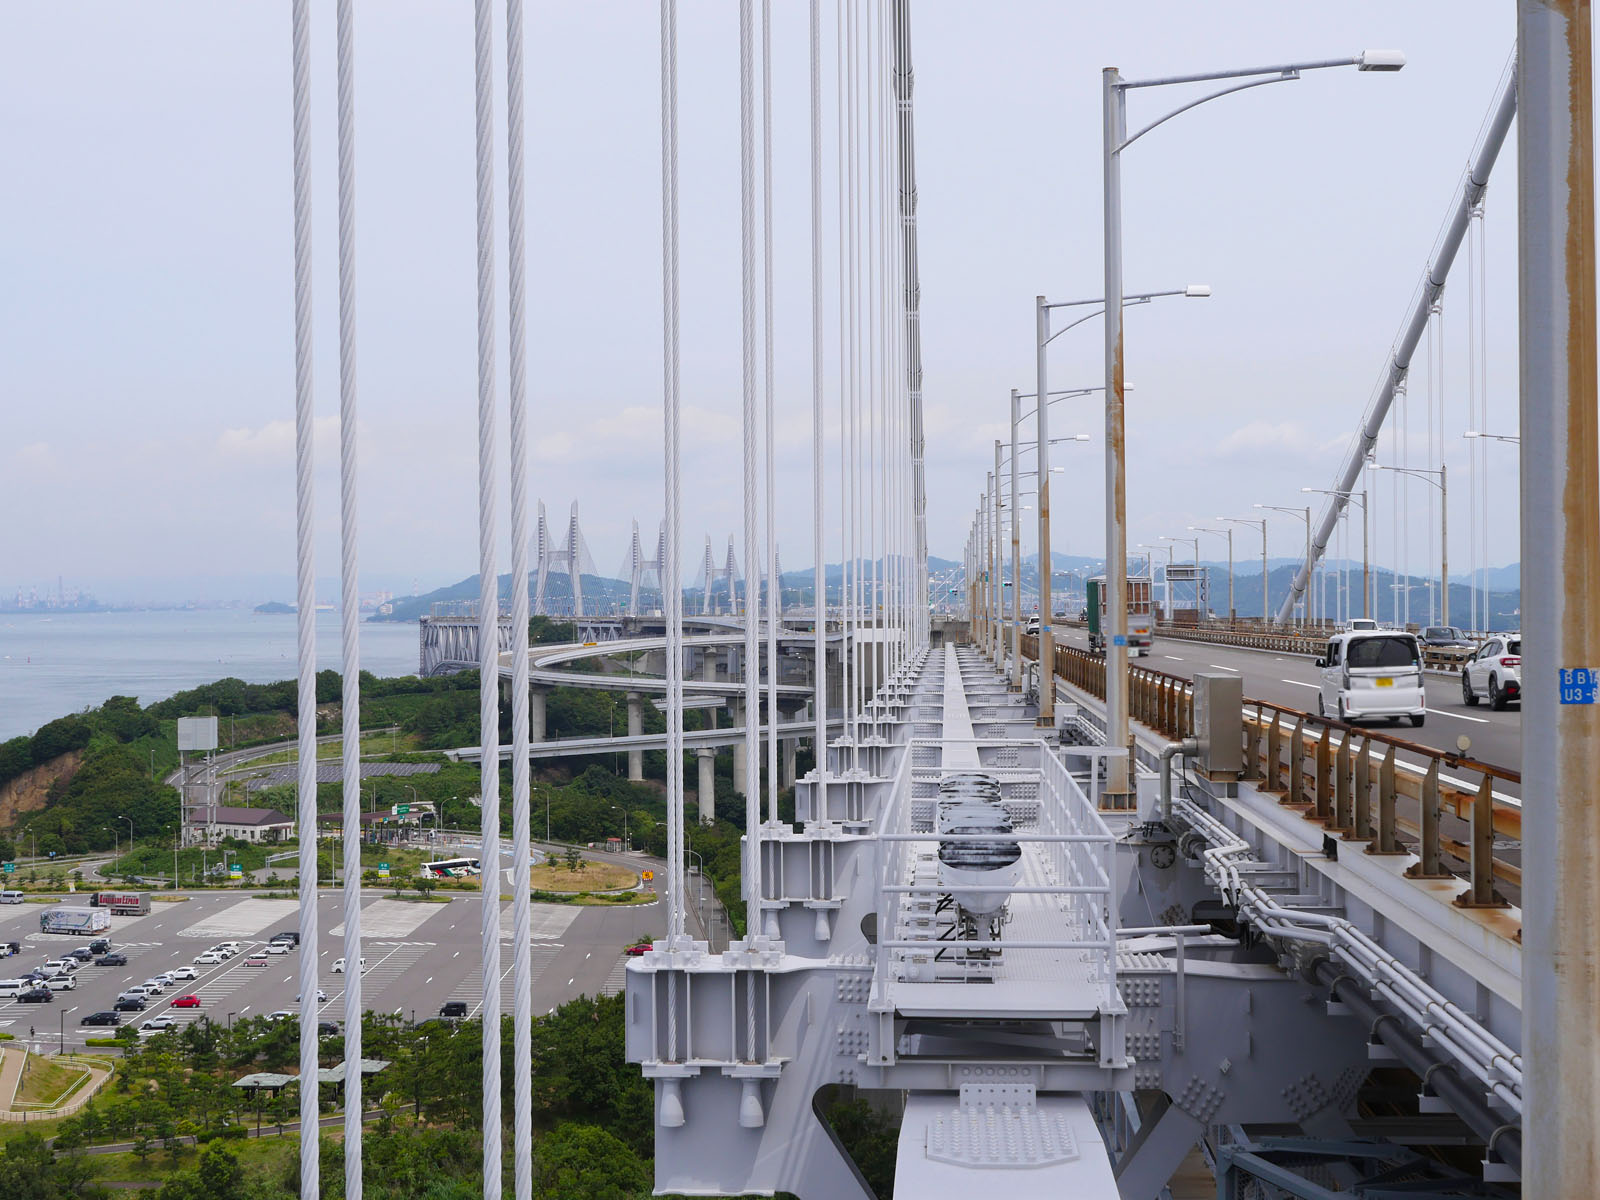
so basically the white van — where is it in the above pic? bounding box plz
[0,979,27,997]
[0,891,24,905]
[1317,630,1426,727]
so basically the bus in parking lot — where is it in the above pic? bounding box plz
[421,856,481,878]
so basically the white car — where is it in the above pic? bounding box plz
[193,952,225,966]
[42,960,78,975]
[1462,634,1522,711]
[296,989,328,1003]
[1317,630,1426,727]
[152,972,178,986]
[140,1016,176,1033]
[43,975,76,991]
[264,942,290,955]
[140,979,165,995]
[330,957,364,973]
[167,966,197,980]
[266,1010,296,1022]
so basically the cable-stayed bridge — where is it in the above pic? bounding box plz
[142,0,1597,1198]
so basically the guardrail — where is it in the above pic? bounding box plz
[1016,634,1518,910]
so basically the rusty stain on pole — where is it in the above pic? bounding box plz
[1519,0,1600,1189]
[1102,66,1130,795]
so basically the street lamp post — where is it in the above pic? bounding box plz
[1304,487,1368,621]
[118,816,134,859]
[1101,50,1401,786]
[1370,463,1448,625]
[1191,526,1233,620]
[1257,505,1313,626]
[1219,518,1269,625]
[1034,289,1207,733]
[1158,535,1197,619]
[1138,544,1173,619]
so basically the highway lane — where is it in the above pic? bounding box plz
[1038,627,1524,802]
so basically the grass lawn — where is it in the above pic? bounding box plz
[14,1054,91,1108]
[89,1130,298,1184]
[528,858,637,892]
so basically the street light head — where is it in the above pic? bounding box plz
[1183,284,1212,298]
[1072,433,1091,442]
[1356,49,1406,72]
[1463,430,1481,439]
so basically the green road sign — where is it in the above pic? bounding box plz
[395,805,410,815]
[1,862,13,873]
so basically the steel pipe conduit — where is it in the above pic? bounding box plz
[1167,781,1523,1123]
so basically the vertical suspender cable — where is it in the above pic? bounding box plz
[332,0,363,1192]
[470,0,503,1192]
[1477,201,1489,628]
[659,0,686,1071]
[287,3,320,1196]
[761,0,779,830]
[864,0,878,707]
[809,0,827,800]
[836,0,853,757]
[848,0,862,739]
[739,0,764,984]
[505,0,534,1191]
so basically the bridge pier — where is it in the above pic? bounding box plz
[780,736,796,790]
[529,684,549,742]
[696,748,716,824]
[626,692,643,782]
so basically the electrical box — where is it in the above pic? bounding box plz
[1192,673,1243,778]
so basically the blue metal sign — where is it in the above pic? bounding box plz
[1112,635,1128,647]
[1560,668,1599,705]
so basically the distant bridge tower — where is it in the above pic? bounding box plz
[626,519,666,617]
[699,535,741,615]
[534,500,595,617]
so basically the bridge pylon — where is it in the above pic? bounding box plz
[533,499,595,617]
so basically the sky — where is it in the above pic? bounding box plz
[0,3,1526,605]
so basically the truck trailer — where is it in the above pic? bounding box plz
[1086,576,1154,657]
[40,905,112,935]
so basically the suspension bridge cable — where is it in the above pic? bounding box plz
[505,0,534,1190]
[659,0,685,1070]
[739,0,763,965]
[333,0,363,1191]
[287,1,320,1194]
[761,0,779,831]
[470,0,503,1190]
[836,0,853,753]
[809,0,828,801]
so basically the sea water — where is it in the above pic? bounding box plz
[0,610,421,739]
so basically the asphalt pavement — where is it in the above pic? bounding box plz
[0,881,666,1053]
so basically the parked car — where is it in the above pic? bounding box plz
[439,1000,468,1020]
[87,938,111,954]
[67,947,96,962]
[317,1021,340,1037]
[17,988,52,1003]
[193,952,226,966]
[170,994,201,1008]
[244,955,268,967]
[297,989,327,1003]
[1316,630,1426,727]
[264,942,289,955]
[167,966,197,980]
[42,975,76,991]
[266,1010,296,1022]
[1420,625,1475,649]
[113,997,147,1012]
[80,1011,121,1027]
[152,972,177,987]
[140,1016,176,1033]
[1463,634,1522,710]
[624,943,651,957]
[139,979,165,995]
[95,952,128,967]
[330,957,364,973]
[42,959,79,975]
[270,931,300,947]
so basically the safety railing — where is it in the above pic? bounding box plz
[1152,622,1484,672]
[1013,632,1519,912]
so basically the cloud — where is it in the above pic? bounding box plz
[216,416,339,460]
[1214,421,1317,458]
[10,442,57,472]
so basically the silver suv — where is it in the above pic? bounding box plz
[1462,634,1521,710]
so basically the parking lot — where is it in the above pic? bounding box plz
[0,888,662,1052]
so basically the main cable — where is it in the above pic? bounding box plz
[505,0,534,1191]
[288,1,319,1195]
[333,0,362,1191]
[470,0,503,1192]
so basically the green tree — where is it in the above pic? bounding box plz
[532,1123,649,1200]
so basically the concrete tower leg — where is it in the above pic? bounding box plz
[529,685,549,742]
[696,749,716,825]
[731,703,747,796]
[780,737,797,790]
[626,691,644,782]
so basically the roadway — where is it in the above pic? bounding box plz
[0,880,671,1054]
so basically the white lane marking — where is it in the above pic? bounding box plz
[1208,664,1239,672]
[1431,710,1490,724]
[1279,679,1319,689]
[1162,655,1185,662]
[566,978,574,986]
[239,1005,251,1014]
[425,976,433,984]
